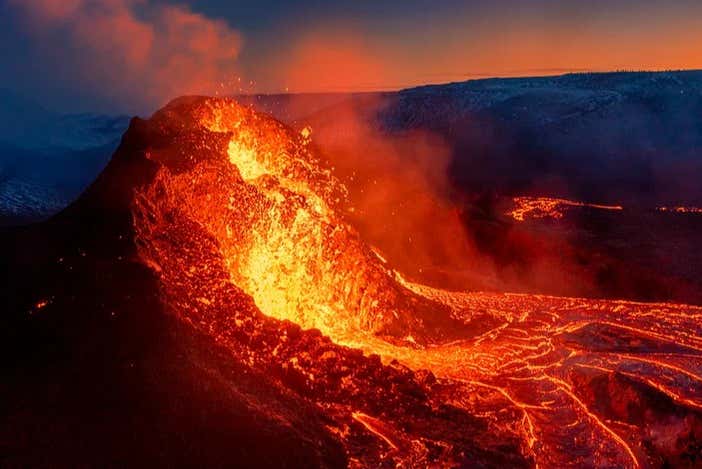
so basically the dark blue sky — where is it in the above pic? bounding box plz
[2,0,701,113]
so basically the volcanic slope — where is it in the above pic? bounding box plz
[2,97,701,468]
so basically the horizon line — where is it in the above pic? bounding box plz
[234,67,702,97]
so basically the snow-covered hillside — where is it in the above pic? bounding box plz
[0,90,129,223]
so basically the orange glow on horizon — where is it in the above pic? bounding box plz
[247,10,702,94]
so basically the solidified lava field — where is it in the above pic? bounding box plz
[2,98,701,468]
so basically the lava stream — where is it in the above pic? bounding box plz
[509,196,623,221]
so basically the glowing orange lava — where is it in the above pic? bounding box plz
[509,196,623,222]
[657,206,702,214]
[131,98,702,468]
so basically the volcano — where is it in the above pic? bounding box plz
[2,97,701,468]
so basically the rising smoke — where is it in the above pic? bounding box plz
[9,0,242,111]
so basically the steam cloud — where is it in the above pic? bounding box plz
[10,0,242,111]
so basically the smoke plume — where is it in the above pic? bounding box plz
[10,0,242,111]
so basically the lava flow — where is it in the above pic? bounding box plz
[509,196,624,222]
[124,98,701,467]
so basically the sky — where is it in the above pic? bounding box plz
[2,0,702,113]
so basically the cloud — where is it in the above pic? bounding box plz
[10,0,242,111]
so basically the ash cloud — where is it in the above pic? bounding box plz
[9,0,242,112]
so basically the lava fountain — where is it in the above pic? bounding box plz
[130,97,701,468]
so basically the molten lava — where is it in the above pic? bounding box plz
[509,196,624,222]
[130,98,702,468]
[509,198,702,222]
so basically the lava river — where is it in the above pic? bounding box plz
[124,97,701,468]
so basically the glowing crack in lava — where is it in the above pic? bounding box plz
[509,196,623,222]
[132,98,702,468]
